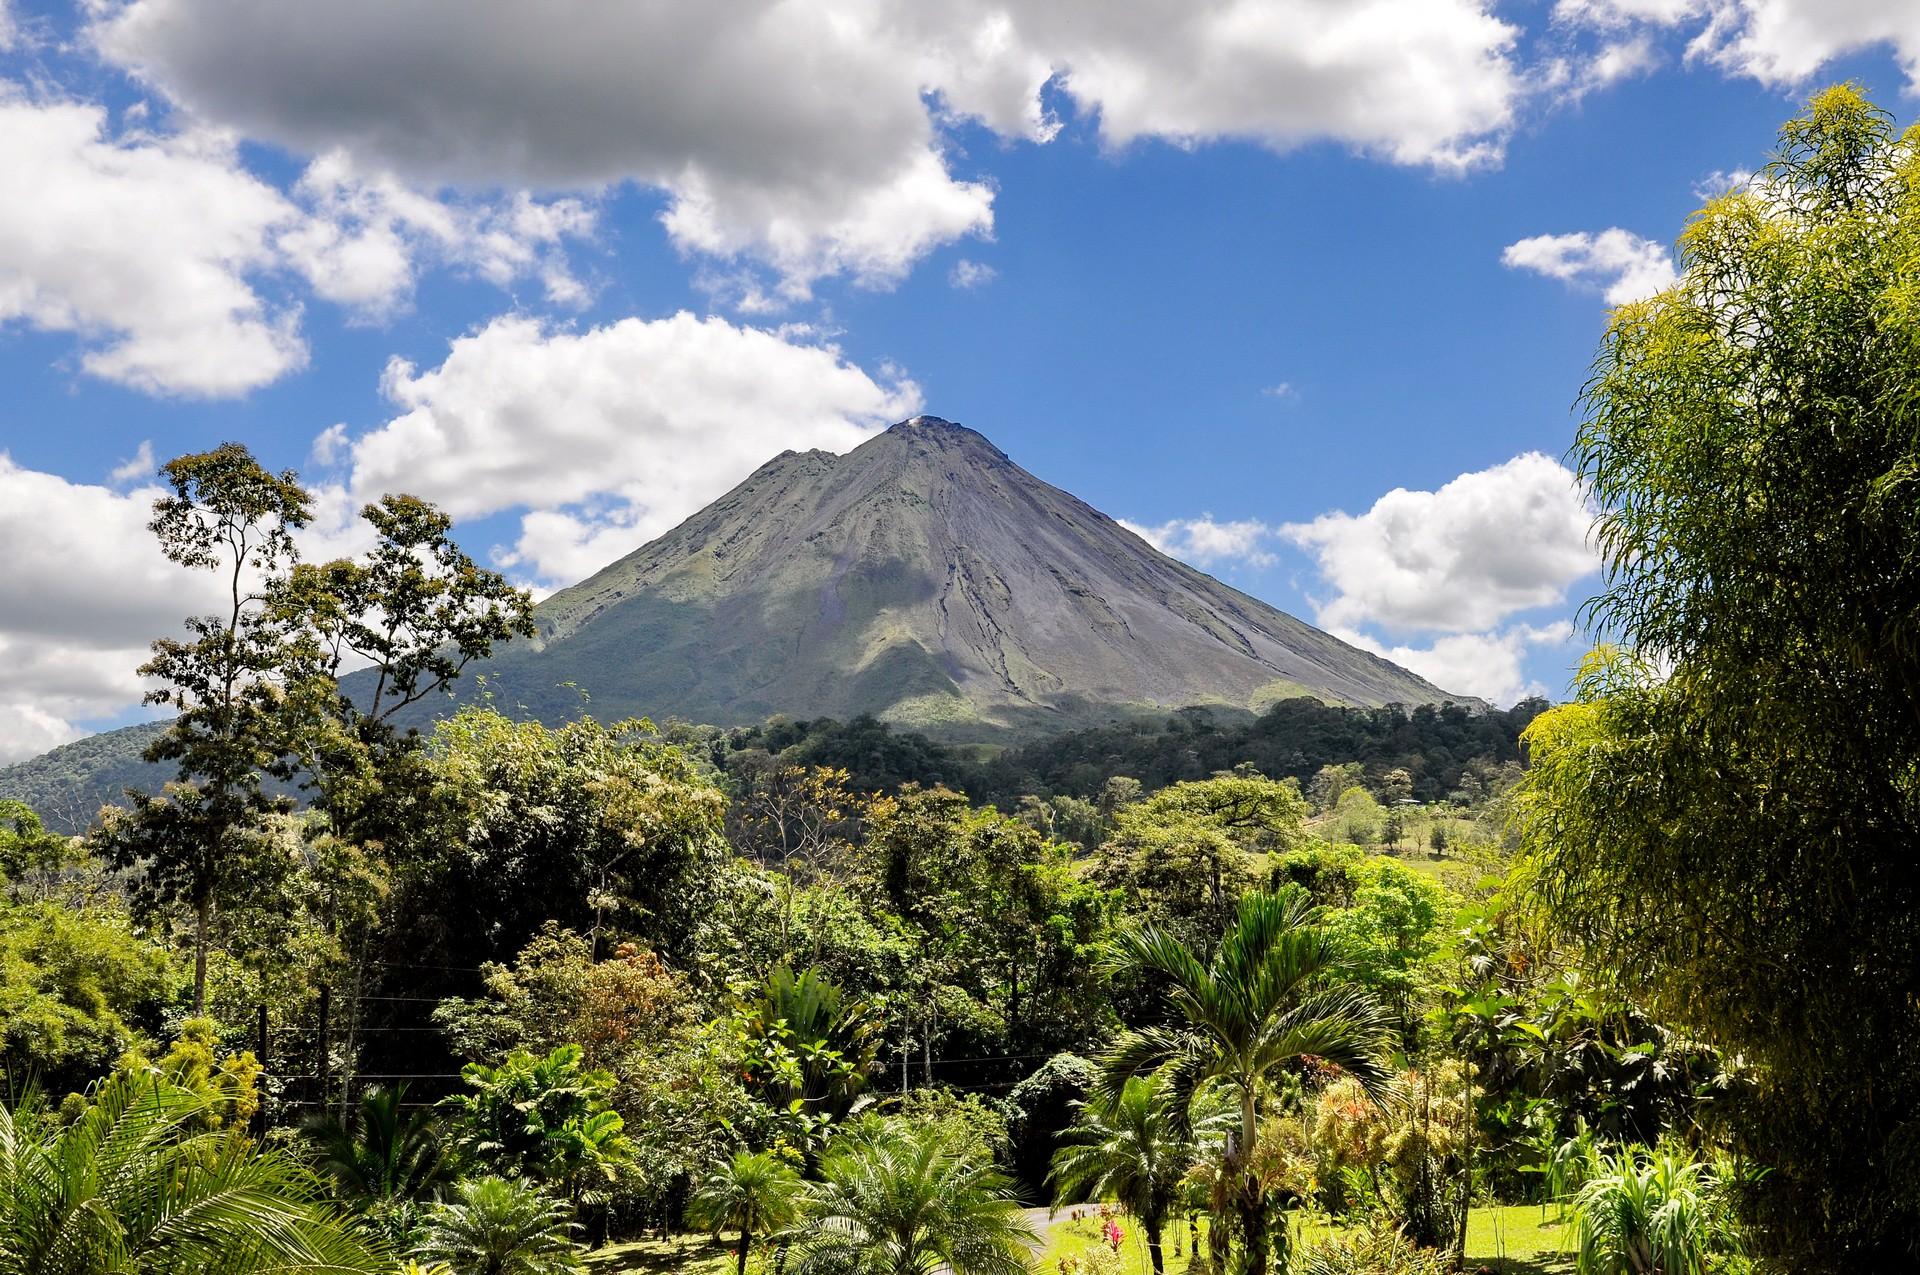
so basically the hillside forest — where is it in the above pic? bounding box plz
[5,86,1920,1275]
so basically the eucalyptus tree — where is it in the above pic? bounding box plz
[1100,887,1393,1275]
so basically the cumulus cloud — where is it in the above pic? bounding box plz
[1282,454,1598,705]
[1121,516,1280,570]
[0,86,598,396]
[281,153,598,316]
[326,313,922,584]
[0,455,225,763]
[108,440,157,487]
[1342,622,1577,706]
[90,0,1525,295]
[0,89,307,396]
[1502,228,1677,305]
[1284,452,1597,634]
[1556,0,1920,94]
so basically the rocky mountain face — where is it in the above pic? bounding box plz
[460,416,1462,735]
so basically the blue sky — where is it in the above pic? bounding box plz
[1,0,1915,758]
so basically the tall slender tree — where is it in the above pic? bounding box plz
[1051,1076,1227,1275]
[1100,887,1393,1275]
[95,443,309,1012]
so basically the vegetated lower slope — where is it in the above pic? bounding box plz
[1,415,1470,830]
[436,416,1464,735]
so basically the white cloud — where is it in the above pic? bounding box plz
[108,440,156,487]
[1692,167,1753,200]
[949,258,998,290]
[0,88,307,396]
[1121,515,1280,570]
[281,152,598,315]
[91,0,1525,296]
[1341,622,1576,706]
[0,85,599,396]
[0,0,14,51]
[1283,452,1597,634]
[1263,382,1298,400]
[1555,0,1920,95]
[1502,228,1677,305]
[329,313,922,584]
[0,455,225,763]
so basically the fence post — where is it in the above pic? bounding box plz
[316,983,331,1117]
[254,1001,269,1137]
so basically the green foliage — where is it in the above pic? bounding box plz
[444,1044,633,1201]
[434,924,690,1069]
[1051,1076,1219,1275]
[0,896,174,1092]
[1099,888,1394,1275]
[1095,773,1305,943]
[786,1121,1036,1275]
[422,708,730,968]
[1567,1146,1739,1275]
[1518,81,1920,1269]
[0,1067,384,1273]
[416,1176,580,1275]
[1294,1218,1453,1275]
[730,965,882,1126]
[0,801,81,901]
[303,1084,455,1244]
[687,1150,803,1275]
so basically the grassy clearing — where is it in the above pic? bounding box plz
[582,1205,1573,1274]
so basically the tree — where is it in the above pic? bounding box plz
[303,1084,456,1238]
[1050,1076,1221,1275]
[1381,808,1405,850]
[1100,888,1394,1275]
[0,1068,384,1274]
[416,1176,579,1275]
[1095,774,1306,943]
[689,1150,804,1275]
[108,443,310,1013]
[0,897,174,1093]
[0,801,80,903]
[444,1044,633,1204]
[434,925,690,1070]
[276,492,533,851]
[1518,86,1920,1266]
[733,965,882,1123]
[787,1122,1036,1275]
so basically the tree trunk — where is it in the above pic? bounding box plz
[1146,1221,1166,1275]
[736,1228,751,1275]
[1236,1083,1267,1275]
[193,895,211,1014]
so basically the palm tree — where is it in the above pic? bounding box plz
[1100,887,1394,1275]
[1051,1076,1224,1275]
[306,1083,456,1205]
[415,1176,579,1275]
[787,1122,1037,1275]
[0,1069,385,1274]
[689,1150,804,1275]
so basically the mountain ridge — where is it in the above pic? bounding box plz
[0,415,1468,824]
[451,415,1462,734]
